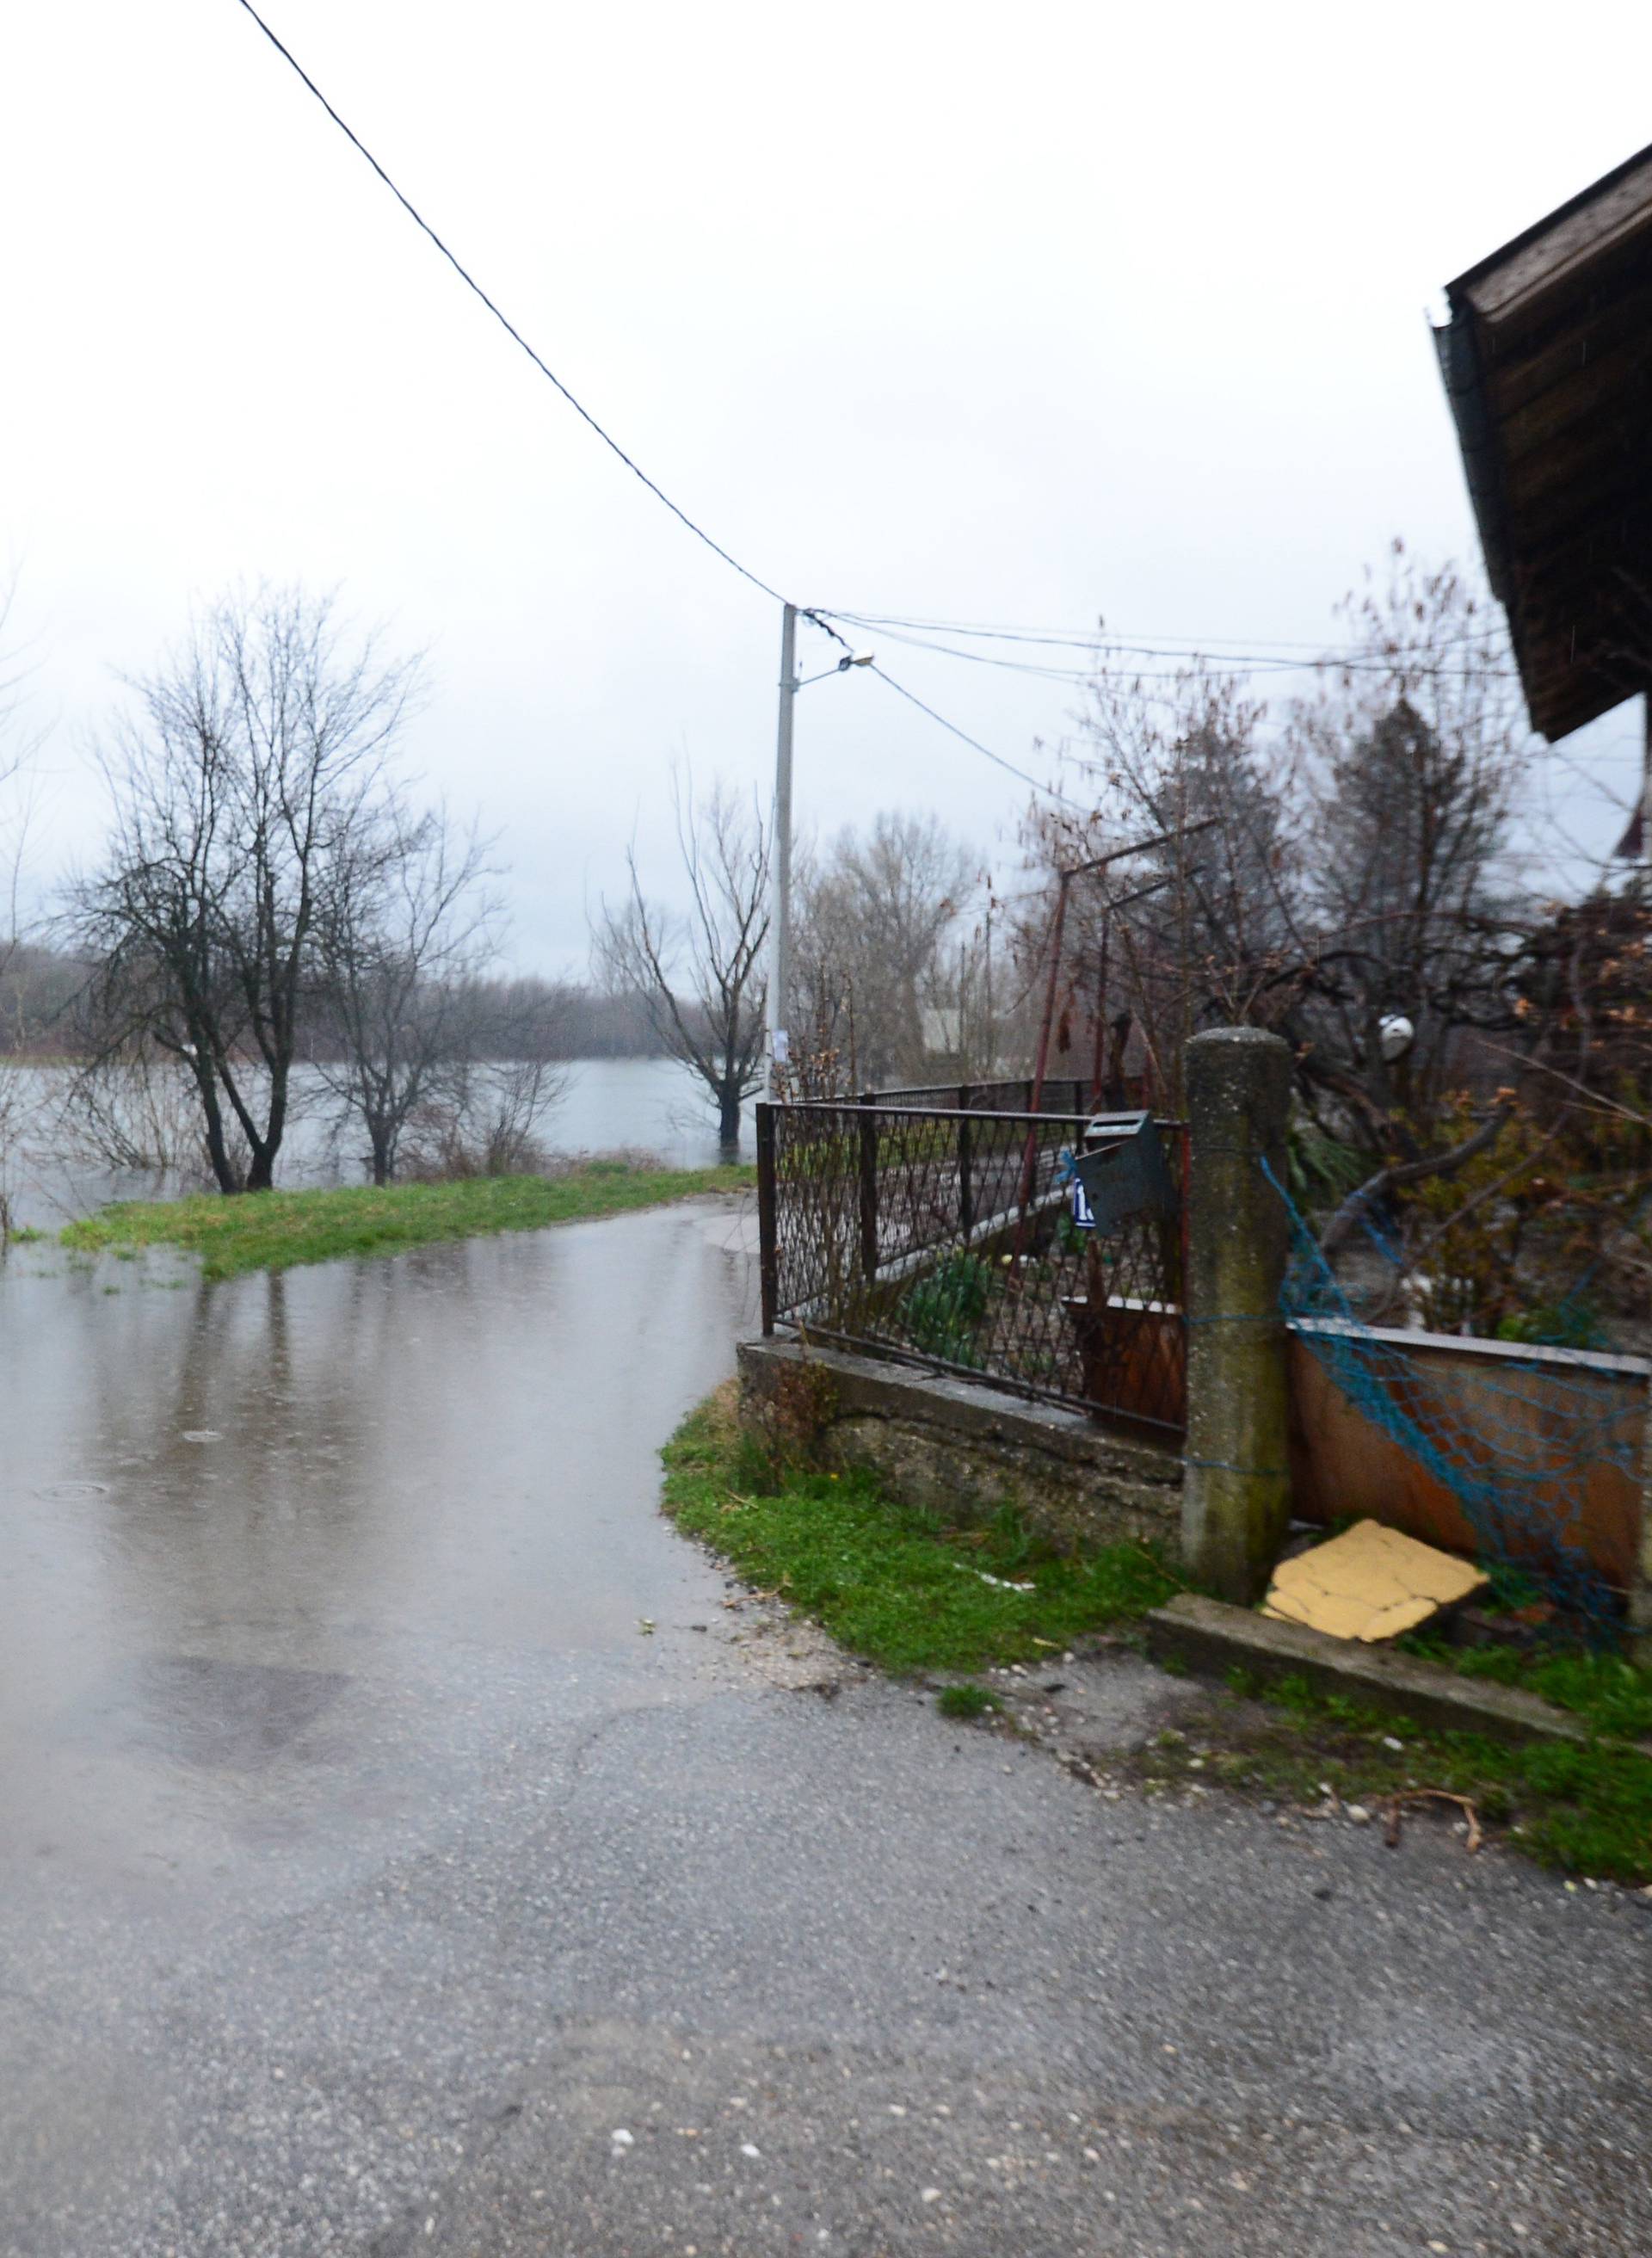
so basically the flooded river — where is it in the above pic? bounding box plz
[1,1055,749,1230]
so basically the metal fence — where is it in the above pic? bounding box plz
[756,1097,1188,1432]
[858,1077,1094,1114]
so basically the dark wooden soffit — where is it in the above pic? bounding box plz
[1435,142,1652,743]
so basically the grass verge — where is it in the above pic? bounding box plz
[660,1382,1179,1675]
[663,1388,1652,1882]
[1133,1669,1652,1885]
[59,1157,754,1280]
[1402,1631,1652,1743]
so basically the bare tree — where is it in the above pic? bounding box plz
[593,774,768,1149]
[1003,545,1652,1336]
[1018,548,1530,1148]
[1288,549,1529,1146]
[73,586,421,1192]
[398,1053,568,1181]
[1021,663,1300,1107]
[311,802,501,1184]
[790,811,975,1088]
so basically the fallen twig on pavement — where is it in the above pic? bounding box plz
[1384,1790,1482,1854]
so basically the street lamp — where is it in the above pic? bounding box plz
[765,603,873,1095]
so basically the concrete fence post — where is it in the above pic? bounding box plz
[1182,1027,1293,1602]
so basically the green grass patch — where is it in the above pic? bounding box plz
[1399,1632,1652,1744]
[660,1385,1179,1675]
[59,1158,754,1280]
[1148,1666,1652,1885]
[662,1388,1652,1882]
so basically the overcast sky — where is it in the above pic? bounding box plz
[3,2,1649,972]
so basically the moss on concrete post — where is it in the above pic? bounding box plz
[1182,1027,1292,1602]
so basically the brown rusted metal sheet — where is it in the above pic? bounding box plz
[1286,1332,1643,1592]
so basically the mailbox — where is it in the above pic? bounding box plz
[1067,1112,1178,1233]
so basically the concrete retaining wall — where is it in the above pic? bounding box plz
[737,1336,1183,1555]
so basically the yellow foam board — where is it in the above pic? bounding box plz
[1262,1519,1488,1644]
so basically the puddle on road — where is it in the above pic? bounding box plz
[74,1656,352,1770]
[0,1200,757,1806]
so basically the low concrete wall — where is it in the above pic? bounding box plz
[1144,1595,1624,1750]
[737,1337,1183,1555]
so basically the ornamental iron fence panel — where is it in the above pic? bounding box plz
[756,1097,1187,1434]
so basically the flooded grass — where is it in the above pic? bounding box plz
[660,1383,1180,1674]
[59,1157,754,1279]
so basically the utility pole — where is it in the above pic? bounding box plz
[762,608,872,1098]
[765,602,798,1098]
[983,906,994,1074]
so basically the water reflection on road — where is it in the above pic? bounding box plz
[0,1198,757,1880]
[6,1195,1651,2258]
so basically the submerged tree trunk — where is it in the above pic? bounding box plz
[243,1059,292,1192]
[718,1082,743,1151]
[194,1061,243,1195]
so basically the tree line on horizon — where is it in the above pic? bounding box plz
[0,944,676,1069]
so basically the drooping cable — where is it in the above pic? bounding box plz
[236,4,1505,811]
[231,0,789,606]
[866,666,1088,812]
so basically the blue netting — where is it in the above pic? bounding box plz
[1267,1159,1639,1634]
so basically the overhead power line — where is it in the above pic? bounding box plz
[231,0,788,607]
[822,613,1520,682]
[826,610,1515,661]
[231,5,1522,824]
[230,3,1102,815]
[867,667,1088,812]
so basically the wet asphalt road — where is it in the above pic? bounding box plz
[1,1199,1649,2256]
